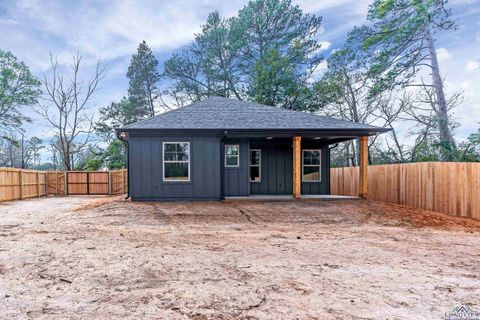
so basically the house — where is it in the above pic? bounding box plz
[117,97,388,201]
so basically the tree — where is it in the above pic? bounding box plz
[75,145,104,171]
[401,85,461,161]
[163,0,324,110]
[103,140,126,169]
[354,0,457,159]
[94,96,139,169]
[127,41,161,118]
[315,43,402,165]
[461,128,480,161]
[0,50,40,133]
[38,54,104,170]
[24,137,44,169]
[163,11,244,104]
[0,133,21,167]
[95,97,135,143]
[238,0,323,109]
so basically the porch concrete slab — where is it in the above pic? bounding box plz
[224,195,359,201]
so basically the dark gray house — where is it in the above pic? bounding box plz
[117,97,388,201]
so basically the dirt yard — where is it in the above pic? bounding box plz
[0,196,479,319]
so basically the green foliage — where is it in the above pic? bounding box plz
[250,48,299,108]
[85,158,102,171]
[409,134,480,163]
[163,0,323,110]
[95,97,135,143]
[163,11,244,102]
[0,50,41,132]
[94,97,129,169]
[127,41,161,117]
[354,0,455,91]
[75,146,104,171]
[104,140,126,170]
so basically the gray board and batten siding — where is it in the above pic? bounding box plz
[129,132,331,200]
[129,132,222,200]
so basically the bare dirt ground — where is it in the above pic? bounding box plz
[0,196,479,319]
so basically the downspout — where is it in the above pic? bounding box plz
[220,130,228,200]
[117,131,130,200]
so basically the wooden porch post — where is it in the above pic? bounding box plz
[359,136,369,199]
[293,136,302,199]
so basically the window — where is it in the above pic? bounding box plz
[302,150,321,182]
[163,142,190,181]
[249,149,261,182]
[225,145,239,167]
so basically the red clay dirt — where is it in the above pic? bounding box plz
[0,196,479,319]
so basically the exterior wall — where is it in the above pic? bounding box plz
[129,132,221,200]
[128,132,331,200]
[223,138,250,196]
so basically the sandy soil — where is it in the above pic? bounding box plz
[0,196,479,319]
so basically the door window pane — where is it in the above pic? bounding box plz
[226,155,239,166]
[225,145,239,167]
[249,149,261,182]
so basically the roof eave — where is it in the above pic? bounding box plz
[116,127,391,138]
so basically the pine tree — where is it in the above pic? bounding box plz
[126,41,161,118]
[354,0,457,160]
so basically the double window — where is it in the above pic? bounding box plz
[249,149,261,182]
[163,142,190,181]
[302,150,321,182]
[225,145,240,167]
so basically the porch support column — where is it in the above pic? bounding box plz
[292,136,302,199]
[359,136,368,199]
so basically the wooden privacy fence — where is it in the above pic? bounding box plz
[330,162,480,220]
[0,168,127,202]
[0,168,48,201]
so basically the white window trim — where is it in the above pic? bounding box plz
[249,149,261,182]
[302,149,322,183]
[225,144,240,168]
[162,141,191,182]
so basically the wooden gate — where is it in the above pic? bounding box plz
[67,171,110,195]
[45,169,127,196]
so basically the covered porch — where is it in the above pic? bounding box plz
[221,131,371,200]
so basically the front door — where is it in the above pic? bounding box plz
[250,141,293,195]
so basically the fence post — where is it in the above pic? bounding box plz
[19,170,23,200]
[56,171,59,196]
[36,171,40,197]
[64,172,68,196]
[108,171,112,195]
[86,172,90,195]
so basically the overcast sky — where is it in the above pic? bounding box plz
[1,0,479,155]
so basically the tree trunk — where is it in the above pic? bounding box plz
[425,27,456,159]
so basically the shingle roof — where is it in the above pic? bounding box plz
[120,97,388,132]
